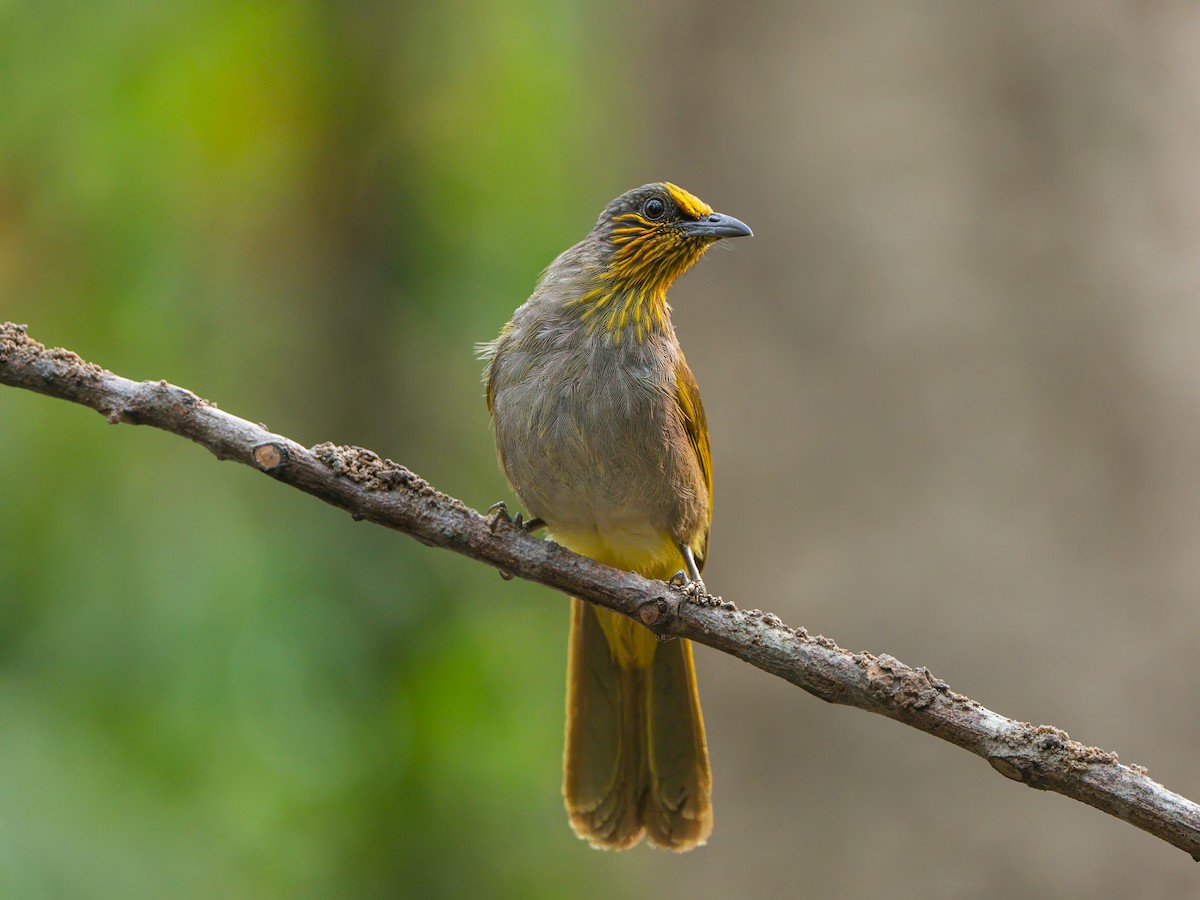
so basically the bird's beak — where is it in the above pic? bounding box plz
[679,211,753,239]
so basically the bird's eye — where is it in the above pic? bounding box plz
[643,197,667,220]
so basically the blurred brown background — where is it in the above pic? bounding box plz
[2,1,1199,897]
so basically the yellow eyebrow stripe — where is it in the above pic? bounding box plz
[661,182,713,220]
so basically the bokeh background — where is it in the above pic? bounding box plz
[3,1,1199,897]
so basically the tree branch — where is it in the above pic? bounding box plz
[2,320,1197,859]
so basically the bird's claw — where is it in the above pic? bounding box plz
[486,501,544,534]
[669,570,706,595]
[487,502,547,580]
[487,501,513,532]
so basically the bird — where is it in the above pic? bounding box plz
[480,182,751,851]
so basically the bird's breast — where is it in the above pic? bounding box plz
[490,327,707,574]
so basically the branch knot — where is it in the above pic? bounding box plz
[638,594,681,638]
[253,442,289,474]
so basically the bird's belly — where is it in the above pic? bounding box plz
[546,502,684,581]
[523,446,684,575]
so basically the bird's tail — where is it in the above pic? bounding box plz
[562,598,712,851]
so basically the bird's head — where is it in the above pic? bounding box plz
[592,182,752,296]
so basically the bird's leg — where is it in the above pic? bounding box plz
[670,543,706,594]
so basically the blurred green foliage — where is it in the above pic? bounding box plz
[0,2,644,895]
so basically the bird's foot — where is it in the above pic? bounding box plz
[669,570,706,595]
[486,501,544,534]
[486,502,546,580]
[670,542,706,596]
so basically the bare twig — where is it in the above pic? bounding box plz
[2,320,1198,859]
